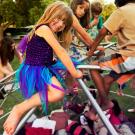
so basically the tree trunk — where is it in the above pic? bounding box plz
[0,25,4,42]
[0,22,13,42]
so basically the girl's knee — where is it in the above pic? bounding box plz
[55,90,65,98]
[48,90,64,102]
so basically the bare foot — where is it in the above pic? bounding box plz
[117,89,124,96]
[3,105,24,135]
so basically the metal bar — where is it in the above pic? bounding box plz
[71,42,86,47]
[78,79,118,135]
[0,71,17,83]
[0,80,16,86]
[110,90,135,99]
[0,97,7,108]
[78,42,116,62]
[77,65,101,70]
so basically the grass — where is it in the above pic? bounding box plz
[110,81,135,119]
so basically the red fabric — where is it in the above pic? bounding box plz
[74,126,82,135]
[50,112,70,130]
[108,109,121,125]
[25,126,52,135]
[66,121,89,135]
[66,121,77,132]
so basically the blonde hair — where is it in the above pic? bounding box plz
[29,1,73,49]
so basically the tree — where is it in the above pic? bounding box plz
[29,0,54,24]
[0,0,42,40]
[0,0,71,40]
[29,0,70,25]
[0,0,17,41]
[15,0,42,26]
[101,3,116,21]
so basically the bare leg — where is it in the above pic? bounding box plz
[3,76,64,135]
[3,94,41,135]
[103,75,115,95]
[130,76,135,89]
[90,69,113,110]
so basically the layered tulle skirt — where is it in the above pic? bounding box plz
[16,59,80,114]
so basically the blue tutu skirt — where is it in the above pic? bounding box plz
[16,58,80,114]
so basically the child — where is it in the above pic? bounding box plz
[0,36,15,96]
[107,99,123,129]
[79,111,95,134]
[70,0,105,60]
[87,1,105,60]
[17,0,93,56]
[88,0,135,110]
[95,99,126,134]
[70,0,91,45]
[70,0,93,47]
[106,99,129,134]
[0,36,15,79]
[3,2,83,135]
[71,0,90,29]
[87,1,103,39]
[0,36,15,115]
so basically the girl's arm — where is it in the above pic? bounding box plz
[72,15,93,47]
[88,27,108,57]
[6,62,13,73]
[88,17,99,29]
[36,25,82,79]
[14,47,23,64]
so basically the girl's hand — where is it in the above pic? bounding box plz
[87,50,94,57]
[73,70,83,79]
[97,46,105,51]
[93,17,99,25]
[89,17,99,28]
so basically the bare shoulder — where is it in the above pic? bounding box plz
[35,25,52,35]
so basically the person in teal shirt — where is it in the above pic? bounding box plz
[87,1,103,39]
